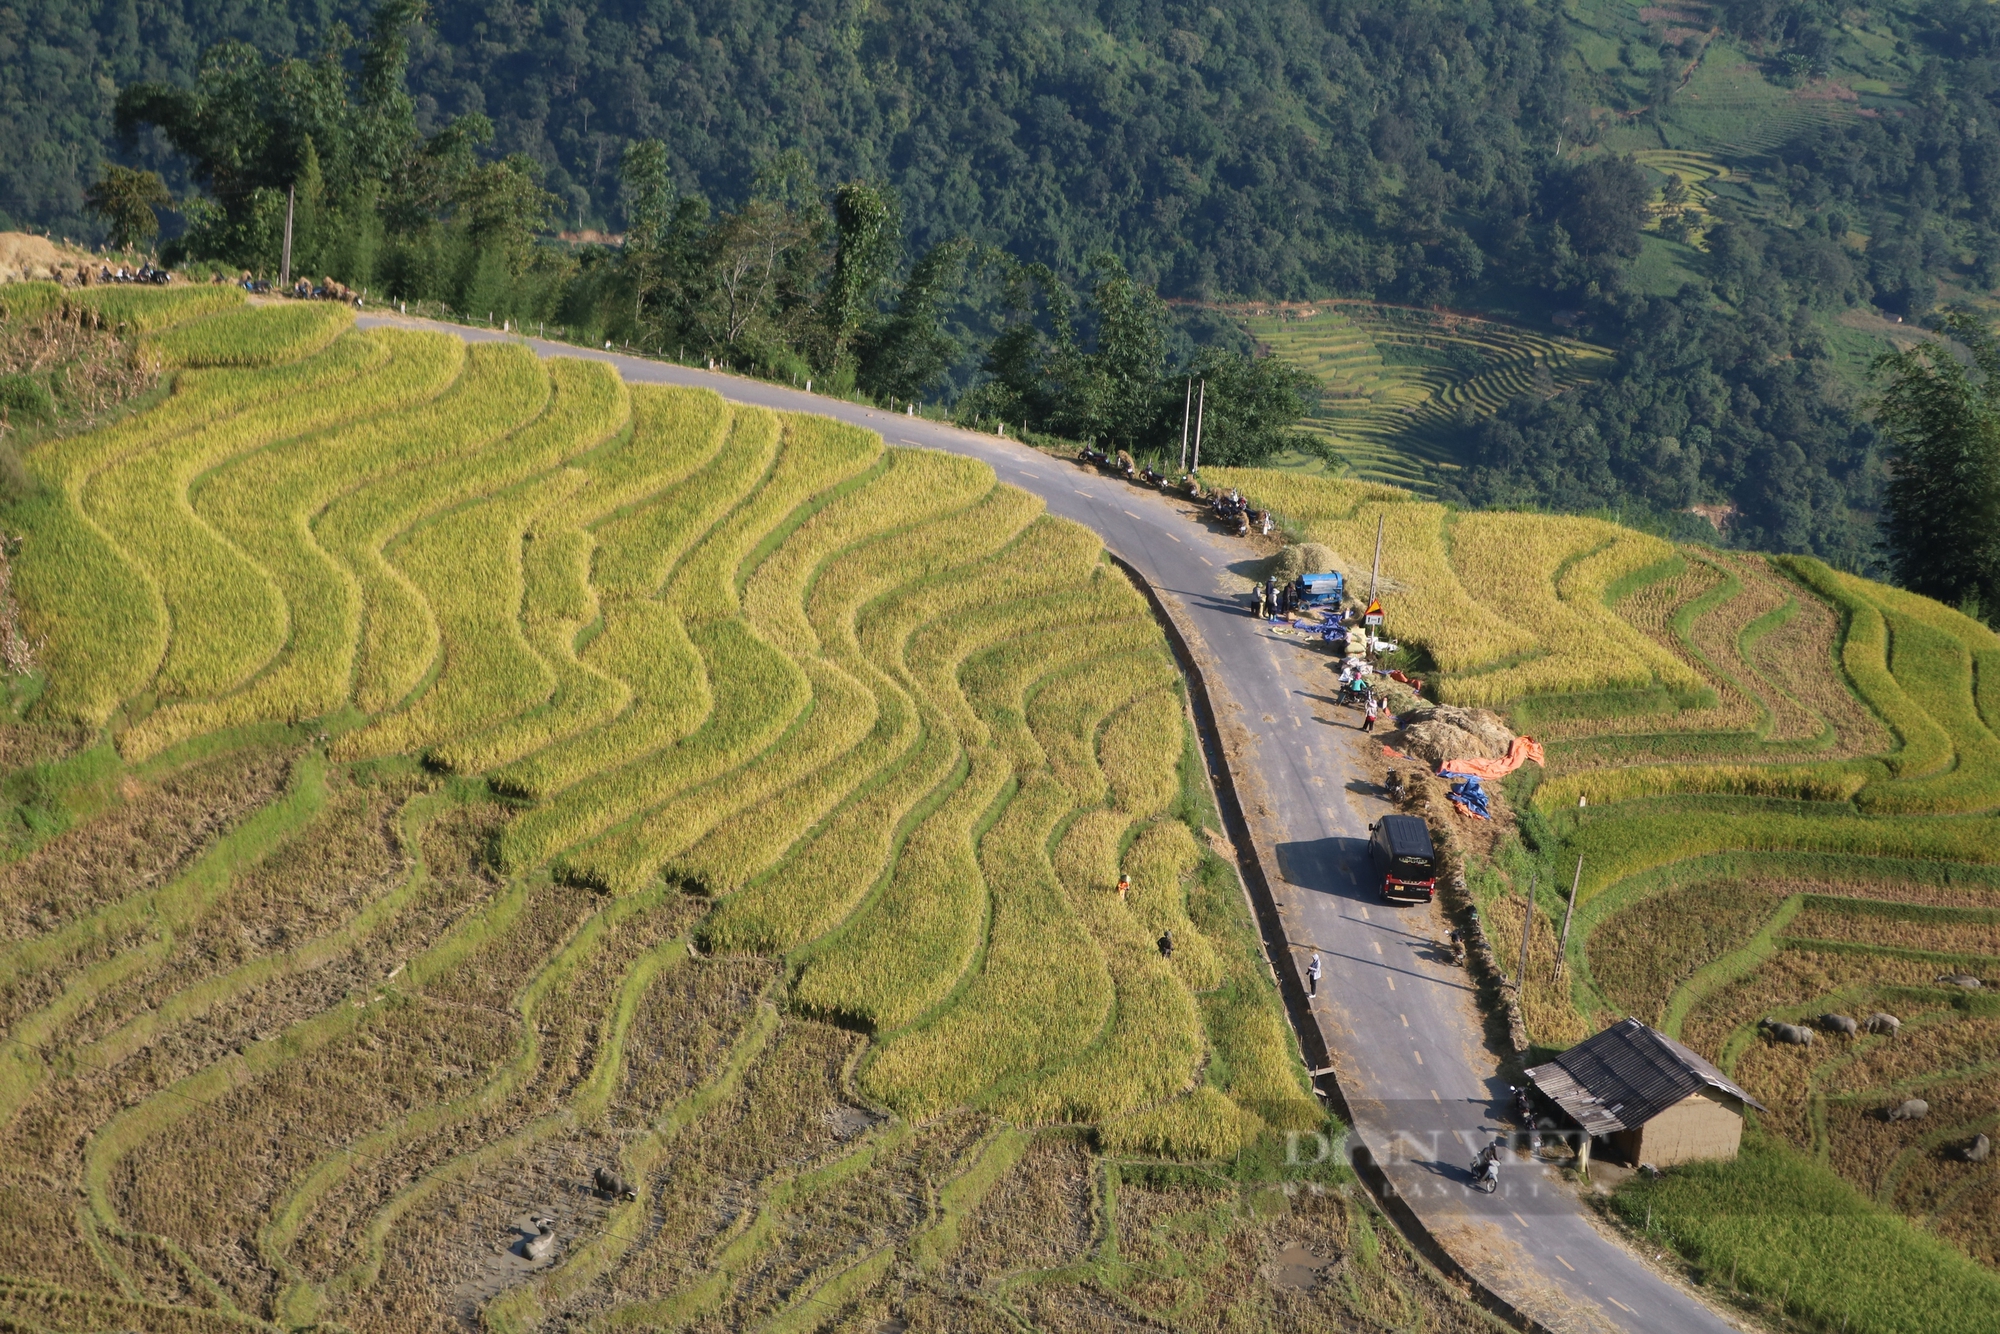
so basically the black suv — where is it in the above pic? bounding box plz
[1368,815,1437,900]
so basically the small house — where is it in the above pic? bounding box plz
[1525,1018,1766,1169]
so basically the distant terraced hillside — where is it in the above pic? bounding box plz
[1230,303,1615,491]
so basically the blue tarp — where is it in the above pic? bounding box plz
[1444,772,1492,819]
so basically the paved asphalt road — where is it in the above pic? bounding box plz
[356,315,1741,1334]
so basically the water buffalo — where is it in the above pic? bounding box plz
[594,1166,636,1200]
[1759,1016,1815,1046]
[1936,973,1983,990]
[1819,1013,1859,1036]
[1863,1012,1902,1036]
[1962,1134,1991,1164]
[1887,1099,1930,1122]
[523,1219,558,1261]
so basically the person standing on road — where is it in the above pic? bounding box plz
[1255,583,1268,619]
[1307,951,1322,997]
[1362,694,1380,733]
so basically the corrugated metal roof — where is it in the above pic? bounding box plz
[1525,1018,1766,1136]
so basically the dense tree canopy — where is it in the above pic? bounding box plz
[6,0,1585,308]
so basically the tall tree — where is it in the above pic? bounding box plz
[1874,311,2000,619]
[819,182,899,372]
[1181,349,1323,468]
[84,165,172,251]
[857,237,974,405]
[1080,256,1169,453]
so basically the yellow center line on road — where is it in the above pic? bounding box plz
[1358,906,1370,920]
[1074,490,1092,498]
[1372,941,1383,955]
[1400,1013,1407,1026]
[1512,1212,1529,1228]
[1555,1255,1575,1272]
[1607,1297,1635,1314]
[1199,555,1212,565]
[1123,509,1140,518]
[1413,1051,1424,1065]
[1386,974,1395,990]
[1431,1089,1440,1102]
[1165,532,1180,541]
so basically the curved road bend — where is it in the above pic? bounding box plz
[355,314,1741,1334]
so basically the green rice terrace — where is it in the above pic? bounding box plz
[0,285,1535,1334]
[1225,304,1616,491]
[1209,470,2000,1334]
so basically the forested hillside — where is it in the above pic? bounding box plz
[8,0,1574,300]
[9,0,2000,574]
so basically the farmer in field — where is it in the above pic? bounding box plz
[1116,873,1130,903]
[1158,929,1174,960]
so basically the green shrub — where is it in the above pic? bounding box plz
[0,372,55,421]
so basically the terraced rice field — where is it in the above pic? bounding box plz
[1211,458,2000,1303]
[1230,303,1614,490]
[1631,148,1736,244]
[1592,881,2000,1266]
[0,289,1478,1333]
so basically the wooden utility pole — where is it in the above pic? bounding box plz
[280,185,295,288]
[1366,513,1384,604]
[1190,379,1206,473]
[1515,870,1537,989]
[1556,854,1583,976]
[1178,378,1192,473]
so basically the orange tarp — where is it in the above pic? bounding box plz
[1440,736,1545,780]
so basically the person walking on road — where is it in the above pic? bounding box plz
[1362,694,1380,733]
[1307,950,1322,997]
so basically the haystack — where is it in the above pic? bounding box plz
[1392,705,1515,767]
[0,233,89,283]
[1270,542,1338,583]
